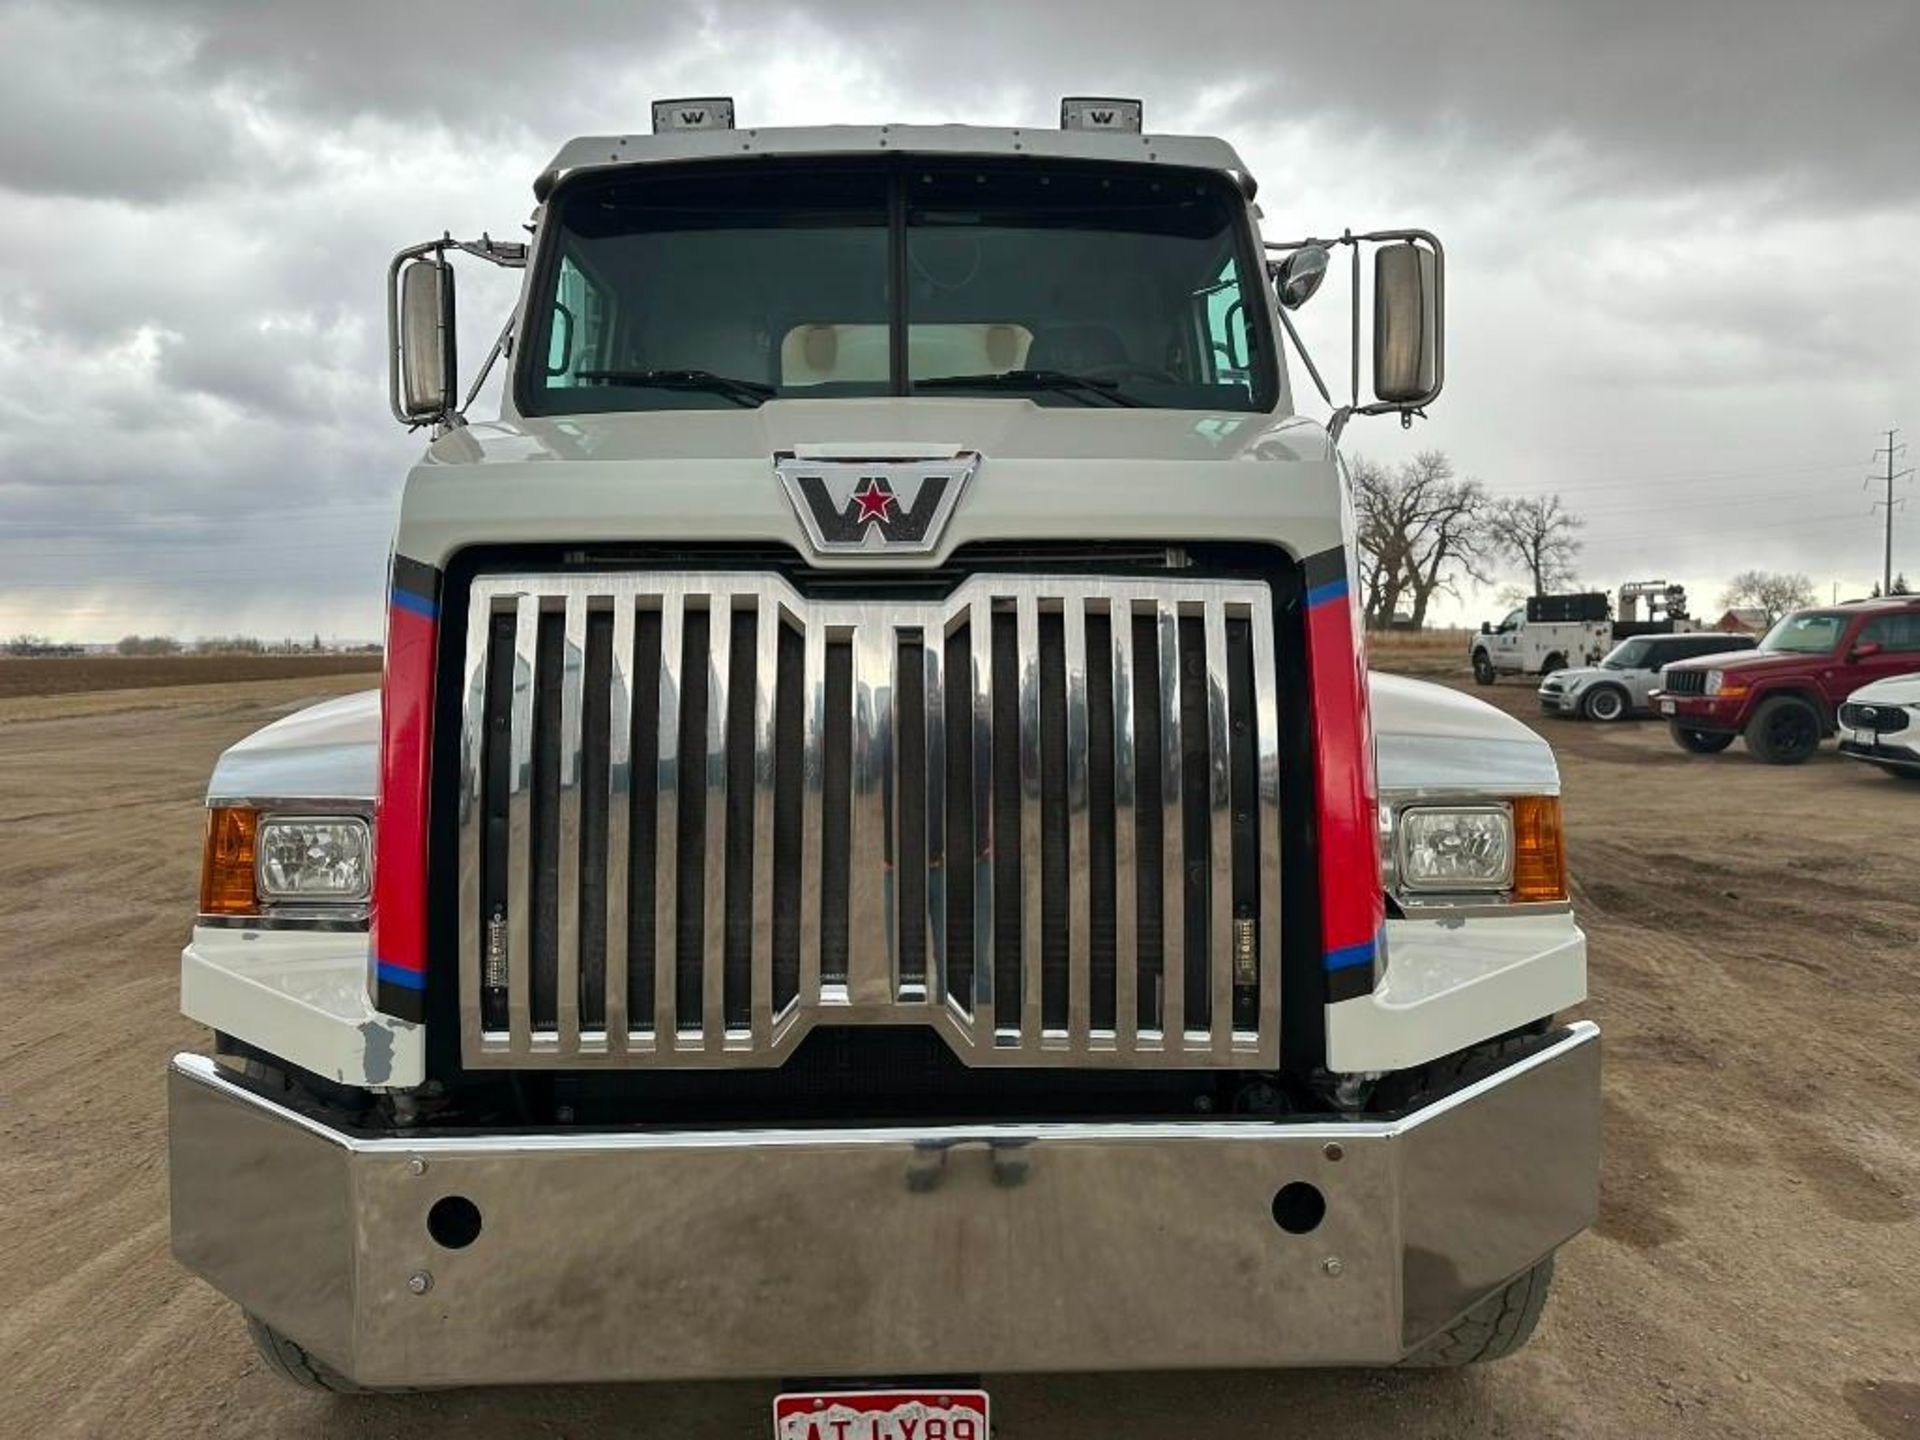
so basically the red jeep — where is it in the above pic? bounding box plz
[1652,598,1920,764]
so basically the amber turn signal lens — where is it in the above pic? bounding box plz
[200,807,260,917]
[1510,795,1568,903]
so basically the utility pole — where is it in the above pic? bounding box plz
[1869,429,1912,595]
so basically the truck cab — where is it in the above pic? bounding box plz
[167,101,1599,1407]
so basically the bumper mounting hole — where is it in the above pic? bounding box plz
[428,1194,483,1250]
[1272,1181,1326,1235]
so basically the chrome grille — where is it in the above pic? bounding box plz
[455,572,1282,1068]
[1660,668,1708,696]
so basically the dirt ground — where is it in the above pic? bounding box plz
[3,661,1916,1440]
[0,653,380,701]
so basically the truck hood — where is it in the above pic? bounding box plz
[210,672,1560,804]
[397,401,1345,569]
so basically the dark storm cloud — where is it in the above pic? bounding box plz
[1,0,1916,639]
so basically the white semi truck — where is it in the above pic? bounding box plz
[169,99,1598,1418]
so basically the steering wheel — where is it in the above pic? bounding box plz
[1077,360,1181,385]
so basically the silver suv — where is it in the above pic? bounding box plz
[1539,631,1757,721]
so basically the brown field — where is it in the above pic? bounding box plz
[0,652,381,701]
[1366,626,1476,679]
[3,667,1916,1439]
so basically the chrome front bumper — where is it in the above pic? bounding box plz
[168,1022,1599,1388]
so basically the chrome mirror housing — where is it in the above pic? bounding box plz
[1272,245,1330,310]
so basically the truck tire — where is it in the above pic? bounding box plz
[1580,684,1628,722]
[1745,695,1822,765]
[1670,724,1735,755]
[1472,652,1496,685]
[1401,1255,1556,1367]
[1539,653,1566,677]
[245,1315,375,1394]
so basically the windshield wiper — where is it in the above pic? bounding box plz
[913,370,1142,407]
[573,369,775,406]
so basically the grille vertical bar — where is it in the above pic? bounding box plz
[1110,605,1138,1048]
[555,594,587,1050]
[652,589,684,1043]
[1202,598,1234,1060]
[1017,592,1045,1043]
[1063,596,1092,1049]
[460,572,1284,1070]
[699,598,732,1044]
[922,634,947,1010]
[749,593,780,1043]
[1155,598,1185,1044]
[968,596,996,1042]
[505,593,537,1055]
[604,600,634,1049]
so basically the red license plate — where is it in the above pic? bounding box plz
[774,1389,989,1440]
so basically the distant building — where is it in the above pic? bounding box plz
[1713,607,1769,634]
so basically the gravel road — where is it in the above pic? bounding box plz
[3,672,1915,1439]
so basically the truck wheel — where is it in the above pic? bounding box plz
[1745,695,1822,765]
[1401,1255,1556,1367]
[1539,653,1566,677]
[1670,724,1735,755]
[245,1315,375,1394]
[1580,685,1628,722]
[1472,652,1496,685]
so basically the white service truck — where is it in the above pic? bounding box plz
[168,99,1598,1418]
[1470,603,1612,684]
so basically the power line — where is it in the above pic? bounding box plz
[1868,428,1913,594]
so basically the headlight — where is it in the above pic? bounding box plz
[1397,805,1514,891]
[257,817,372,901]
[201,805,373,920]
[1704,670,1726,696]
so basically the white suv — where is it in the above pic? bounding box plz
[1837,673,1920,779]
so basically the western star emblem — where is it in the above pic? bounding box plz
[851,478,896,525]
[775,451,980,555]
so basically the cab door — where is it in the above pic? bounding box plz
[1844,612,1920,694]
[1491,607,1527,668]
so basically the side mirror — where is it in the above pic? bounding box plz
[1271,245,1330,311]
[1481,621,1493,635]
[1850,640,1882,661]
[399,257,456,418]
[1373,242,1438,405]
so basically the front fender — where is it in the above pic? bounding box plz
[1334,673,1586,1073]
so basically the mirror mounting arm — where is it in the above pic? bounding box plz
[1265,227,1446,434]
[386,232,528,432]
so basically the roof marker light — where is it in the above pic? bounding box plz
[651,97,735,133]
[1060,97,1143,133]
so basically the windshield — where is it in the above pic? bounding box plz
[1758,610,1847,654]
[519,157,1277,415]
[1601,640,1652,670]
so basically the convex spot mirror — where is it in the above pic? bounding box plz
[1373,242,1437,405]
[1272,245,1330,311]
[398,257,456,420]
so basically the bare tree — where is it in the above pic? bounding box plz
[1487,494,1585,597]
[1348,451,1492,628]
[1719,571,1815,627]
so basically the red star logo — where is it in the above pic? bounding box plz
[851,478,896,526]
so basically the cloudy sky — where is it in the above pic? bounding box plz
[3,0,1917,643]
